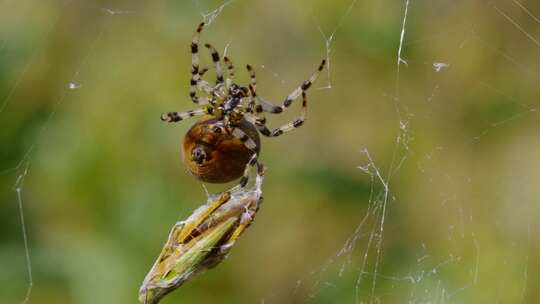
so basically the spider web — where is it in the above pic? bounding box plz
[264,1,537,303]
[1,0,538,303]
[261,1,537,303]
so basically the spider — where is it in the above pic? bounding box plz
[161,22,326,186]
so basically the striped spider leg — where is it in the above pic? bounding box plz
[163,22,232,123]
[239,153,262,187]
[160,107,212,123]
[190,22,231,107]
[190,22,216,106]
[223,56,235,88]
[245,59,326,137]
[204,42,224,85]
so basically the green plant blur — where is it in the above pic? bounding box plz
[1,0,539,303]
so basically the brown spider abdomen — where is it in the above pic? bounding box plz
[183,117,260,183]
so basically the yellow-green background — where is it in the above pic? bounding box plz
[1,0,539,303]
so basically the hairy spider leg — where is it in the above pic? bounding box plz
[223,56,237,90]
[160,107,210,123]
[190,22,204,104]
[204,43,224,85]
[189,23,216,107]
[246,64,257,91]
[246,91,308,137]
[229,125,258,151]
[194,67,217,96]
[241,65,289,135]
[242,65,279,117]
[237,153,260,188]
[242,60,324,136]
[255,59,326,114]
[243,65,271,119]
[223,56,235,81]
[243,65,261,115]
[215,116,261,172]
[198,67,209,77]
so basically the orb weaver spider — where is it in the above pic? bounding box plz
[161,22,326,186]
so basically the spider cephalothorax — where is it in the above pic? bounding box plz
[161,22,325,186]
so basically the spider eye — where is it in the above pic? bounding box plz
[212,126,222,133]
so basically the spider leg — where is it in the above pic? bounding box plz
[253,59,326,114]
[189,22,207,105]
[237,153,260,188]
[229,125,258,151]
[246,91,308,137]
[244,66,275,116]
[223,56,235,80]
[160,107,210,123]
[246,64,257,91]
[198,67,209,77]
[225,122,262,188]
[190,66,214,105]
[204,43,224,84]
[244,65,282,114]
[196,79,214,95]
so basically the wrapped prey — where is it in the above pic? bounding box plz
[139,169,264,304]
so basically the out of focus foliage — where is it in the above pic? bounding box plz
[1,0,539,303]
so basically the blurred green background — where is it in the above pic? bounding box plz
[1,0,539,303]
